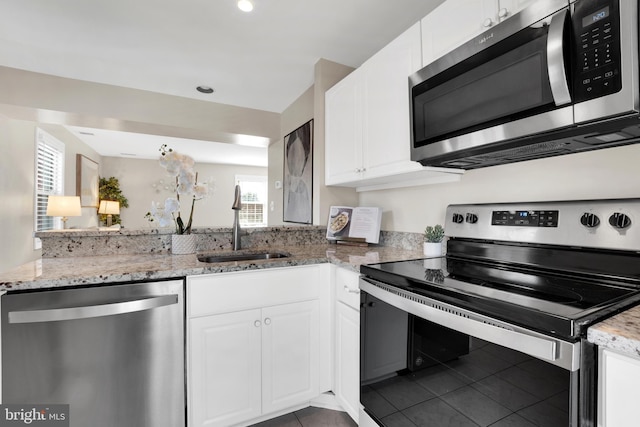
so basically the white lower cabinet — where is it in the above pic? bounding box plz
[333,266,361,423]
[190,309,263,426]
[261,301,320,414]
[598,348,640,427]
[187,266,327,427]
[335,302,360,422]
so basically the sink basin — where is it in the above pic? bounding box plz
[197,251,290,263]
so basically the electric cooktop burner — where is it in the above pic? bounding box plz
[361,257,640,341]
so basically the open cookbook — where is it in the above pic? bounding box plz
[326,206,382,244]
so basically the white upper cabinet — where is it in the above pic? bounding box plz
[361,22,422,179]
[325,23,463,191]
[421,0,537,66]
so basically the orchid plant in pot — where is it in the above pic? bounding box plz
[146,145,209,254]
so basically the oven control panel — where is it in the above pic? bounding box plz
[445,199,640,251]
[491,210,559,227]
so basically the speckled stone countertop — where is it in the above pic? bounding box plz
[588,305,640,358]
[0,244,425,292]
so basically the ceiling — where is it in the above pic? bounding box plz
[1,0,445,164]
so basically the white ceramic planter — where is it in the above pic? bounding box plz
[172,234,196,255]
[423,242,443,257]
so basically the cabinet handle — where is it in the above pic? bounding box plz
[344,285,360,294]
[254,320,261,327]
[355,168,361,173]
[264,317,271,325]
[483,18,494,27]
[498,8,508,19]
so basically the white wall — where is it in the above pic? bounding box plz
[101,157,267,229]
[0,117,40,273]
[0,120,101,273]
[358,144,640,233]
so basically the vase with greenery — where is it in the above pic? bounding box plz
[98,177,129,226]
[423,224,445,257]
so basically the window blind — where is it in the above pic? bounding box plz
[35,129,65,233]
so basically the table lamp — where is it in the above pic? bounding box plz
[98,200,120,227]
[46,196,82,229]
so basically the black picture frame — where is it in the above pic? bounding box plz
[283,119,313,224]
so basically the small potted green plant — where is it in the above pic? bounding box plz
[423,224,445,257]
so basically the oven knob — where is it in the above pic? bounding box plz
[452,213,464,224]
[465,213,478,224]
[580,213,600,228]
[609,212,632,229]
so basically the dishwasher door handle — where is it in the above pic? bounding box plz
[8,294,179,324]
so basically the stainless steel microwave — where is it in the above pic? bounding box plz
[410,0,640,169]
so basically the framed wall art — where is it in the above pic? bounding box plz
[76,154,99,208]
[283,119,313,224]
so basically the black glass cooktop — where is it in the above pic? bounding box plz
[361,257,640,340]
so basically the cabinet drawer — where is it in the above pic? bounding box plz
[187,265,321,317]
[335,267,361,310]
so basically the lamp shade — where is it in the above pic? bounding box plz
[46,196,82,217]
[98,200,120,215]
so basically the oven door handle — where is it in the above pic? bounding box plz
[547,8,572,106]
[360,279,580,371]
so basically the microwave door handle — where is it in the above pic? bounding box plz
[547,8,571,106]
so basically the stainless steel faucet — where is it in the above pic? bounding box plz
[231,185,242,250]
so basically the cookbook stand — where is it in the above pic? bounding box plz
[326,206,382,246]
[335,237,369,247]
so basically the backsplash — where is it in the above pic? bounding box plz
[36,227,423,258]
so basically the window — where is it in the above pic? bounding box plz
[235,175,267,227]
[34,129,65,241]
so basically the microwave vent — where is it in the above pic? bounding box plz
[441,140,573,167]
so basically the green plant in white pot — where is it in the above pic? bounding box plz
[423,225,445,257]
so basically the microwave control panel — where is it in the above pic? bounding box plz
[572,0,622,102]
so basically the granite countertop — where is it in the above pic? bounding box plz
[0,244,425,292]
[588,304,640,359]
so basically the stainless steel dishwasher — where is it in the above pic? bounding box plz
[1,279,185,427]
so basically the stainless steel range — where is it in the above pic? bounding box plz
[359,199,640,427]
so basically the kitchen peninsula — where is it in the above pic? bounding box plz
[0,226,424,291]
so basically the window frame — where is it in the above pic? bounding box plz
[235,174,268,227]
[34,128,65,248]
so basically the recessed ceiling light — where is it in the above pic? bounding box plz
[196,86,214,94]
[237,0,253,12]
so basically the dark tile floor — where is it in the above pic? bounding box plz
[249,406,357,427]
[360,337,570,427]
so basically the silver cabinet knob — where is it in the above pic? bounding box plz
[498,8,508,18]
[264,318,271,326]
[254,320,261,327]
[483,18,494,27]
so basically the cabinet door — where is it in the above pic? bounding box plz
[325,73,363,185]
[262,300,320,414]
[189,309,262,427]
[498,0,537,22]
[335,302,360,423]
[421,0,498,66]
[362,22,422,177]
[599,349,640,427]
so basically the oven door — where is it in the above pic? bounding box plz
[410,1,574,166]
[359,279,596,427]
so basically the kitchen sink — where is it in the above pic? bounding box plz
[197,251,290,263]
